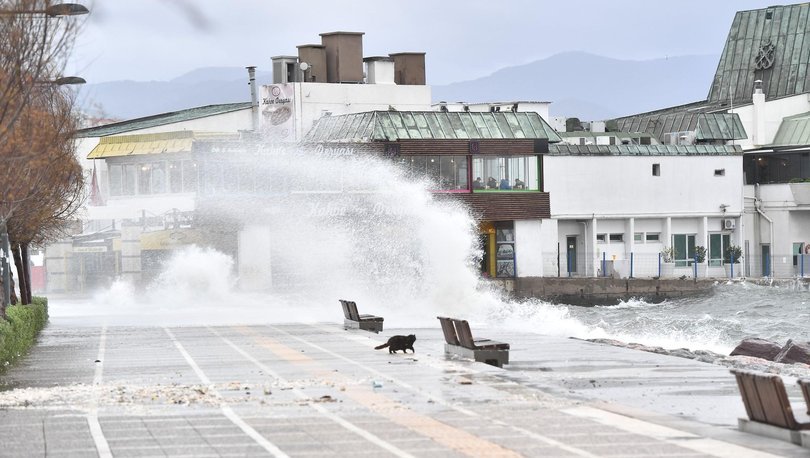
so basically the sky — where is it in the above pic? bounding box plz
[67,0,788,86]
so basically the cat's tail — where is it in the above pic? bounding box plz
[374,343,389,350]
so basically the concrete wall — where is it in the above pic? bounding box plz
[515,219,544,277]
[513,277,714,306]
[545,155,743,217]
[289,82,432,140]
[731,93,810,148]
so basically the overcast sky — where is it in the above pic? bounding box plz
[67,0,783,85]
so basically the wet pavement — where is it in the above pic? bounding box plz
[1,318,808,457]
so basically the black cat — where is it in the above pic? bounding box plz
[374,334,416,354]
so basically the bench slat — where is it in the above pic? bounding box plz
[799,379,810,416]
[437,316,460,346]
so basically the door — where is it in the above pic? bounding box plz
[761,245,771,277]
[566,236,577,275]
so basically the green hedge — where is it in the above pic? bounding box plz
[0,297,48,371]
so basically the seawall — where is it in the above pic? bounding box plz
[495,277,715,306]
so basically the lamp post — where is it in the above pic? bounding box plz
[0,75,84,313]
[0,3,89,17]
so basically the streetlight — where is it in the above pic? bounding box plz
[0,75,84,310]
[0,3,89,17]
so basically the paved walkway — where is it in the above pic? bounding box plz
[0,320,807,457]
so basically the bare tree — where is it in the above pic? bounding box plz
[0,0,84,315]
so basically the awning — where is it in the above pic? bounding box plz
[87,131,238,159]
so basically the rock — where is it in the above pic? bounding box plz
[774,339,810,365]
[729,338,782,361]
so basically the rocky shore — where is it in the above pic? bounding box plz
[583,337,810,379]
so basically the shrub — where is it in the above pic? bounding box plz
[695,246,707,263]
[661,246,675,263]
[725,245,743,263]
[0,297,48,372]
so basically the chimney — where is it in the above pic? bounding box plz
[363,56,394,84]
[296,44,327,83]
[246,66,258,131]
[389,52,426,85]
[752,79,766,146]
[271,55,299,84]
[320,31,364,83]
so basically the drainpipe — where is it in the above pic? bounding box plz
[745,184,774,275]
[246,66,259,131]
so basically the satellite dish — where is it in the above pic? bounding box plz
[299,62,310,71]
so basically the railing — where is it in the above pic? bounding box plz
[544,250,810,279]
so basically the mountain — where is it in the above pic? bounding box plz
[80,67,272,121]
[432,52,720,120]
[80,53,719,122]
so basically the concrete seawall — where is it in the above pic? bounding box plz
[498,277,715,306]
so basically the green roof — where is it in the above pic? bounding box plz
[556,131,654,139]
[770,111,810,146]
[77,102,252,138]
[708,3,810,105]
[548,144,742,156]
[614,112,746,143]
[304,111,562,142]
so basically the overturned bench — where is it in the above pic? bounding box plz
[340,300,383,333]
[437,316,509,368]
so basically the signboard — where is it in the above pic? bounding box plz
[260,84,295,141]
[74,246,108,253]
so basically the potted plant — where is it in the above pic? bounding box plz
[694,246,707,278]
[724,245,742,278]
[660,246,676,277]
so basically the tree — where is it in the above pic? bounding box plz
[2,87,83,307]
[0,0,84,316]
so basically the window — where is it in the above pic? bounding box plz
[709,233,732,267]
[793,242,805,266]
[645,233,660,242]
[138,164,152,194]
[403,155,468,191]
[634,232,660,243]
[182,161,197,192]
[109,164,123,196]
[169,161,182,193]
[123,164,136,195]
[596,233,606,243]
[672,234,696,267]
[471,156,539,191]
[151,162,166,194]
[714,169,725,176]
[609,233,624,242]
[634,232,643,242]
[652,164,660,176]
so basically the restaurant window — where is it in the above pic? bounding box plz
[402,155,468,191]
[109,164,123,196]
[151,162,166,194]
[123,164,136,195]
[182,160,197,192]
[138,163,152,195]
[169,161,182,193]
[471,156,539,191]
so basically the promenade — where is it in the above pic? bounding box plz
[0,316,808,457]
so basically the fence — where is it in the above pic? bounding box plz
[536,250,810,280]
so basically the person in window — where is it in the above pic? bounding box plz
[473,177,484,190]
[514,178,525,189]
[499,177,511,190]
[487,177,497,189]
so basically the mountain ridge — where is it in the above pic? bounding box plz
[80,52,719,122]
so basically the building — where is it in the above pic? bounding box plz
[613,2,810,278]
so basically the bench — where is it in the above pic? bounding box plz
[437,316,509,368]
[339,300,383,333]
[730,369,810,445]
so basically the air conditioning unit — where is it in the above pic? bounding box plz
[723,218,736,230]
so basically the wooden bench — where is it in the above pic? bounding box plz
[799,378,810,415]
[437,316,509,368]
[340,300,383,333]
[730,369,810,445]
